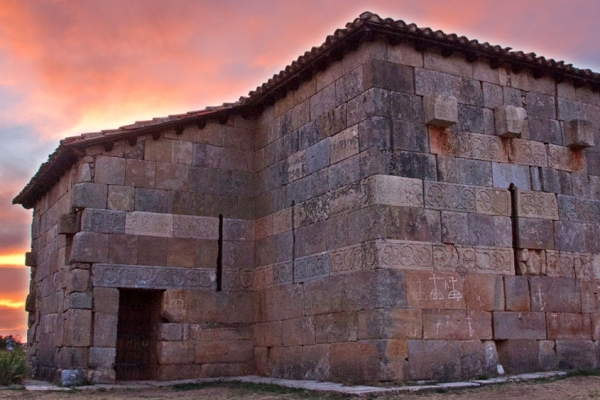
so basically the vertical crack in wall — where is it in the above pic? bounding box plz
[291,200,296,283]
[509,183,520,273]
[216,214,223,291]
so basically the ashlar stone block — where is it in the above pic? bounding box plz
[423,309,492,340]
[423,94,458,128]
[494,105,527,138]
[564,119,595,149]
[515,189,559,220]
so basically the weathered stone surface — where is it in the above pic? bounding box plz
[547,313,591,340]
[72,182,108,209]
[358,308,422,340]
[93,287,119,313]
[81,209,126,233]
[107,185,135,211]
[581,280,600,314]
[64,309,92,347]
[61,369,86,387]
[423,95,458,127]
[529,276,581,313]
[93,312,117,347]
[516,217,554,250]
[125,211,173,237]
[59,213,80,234]
[89,347,116,369]
[423,309,492,340]
[407,340,461,381]
[70,232,109,263]
[496,340,542,373]
[557,195,600,223]
[94,156,126,185]
[367,175,423,208]
[515,190,559,219]
[508,139,548,167]
[549,144,586,172]
[492,162,531,190]
[376,240,432,271]
[556,340,597,370]
[504,275,531,311]
[433,245,514,274]
[493,312,546,340]
[494,105,527,137]
[430,128,508,163]
[406,270,465,309]
[516,249,547,276]
[92,264,215,290]
[315,312,358,343]
[564,119,595,149]
[465,273,505,311]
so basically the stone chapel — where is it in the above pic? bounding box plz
[13,12,600,385]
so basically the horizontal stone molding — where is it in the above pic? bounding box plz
[433,244,515,275]
[549,144,586,172]
[557,195,600,223]
[253,261,293,290]
[294,251,330,283]
[424,181,510,216]
[124,211,220,239]
[431,129,551,168]
[430,129,508,163]
[546,250,600,280]
[515,190,559,220]
[508,138,548,167]
[92,264,215,289]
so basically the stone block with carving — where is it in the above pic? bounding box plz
[423,95,458,127]
[423,309,492,340]
[564,119,595,149]
[494,105,527,137]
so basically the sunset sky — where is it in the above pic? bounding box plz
[1,0,600,341]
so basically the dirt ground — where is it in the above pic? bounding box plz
[2,375,600,400]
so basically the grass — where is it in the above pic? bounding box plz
[0,341,27,385]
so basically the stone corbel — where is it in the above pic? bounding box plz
[423,94,458,128]
[563,119,595,149]
[494,105,527,138]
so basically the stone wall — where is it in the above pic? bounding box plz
[24,37,600,384]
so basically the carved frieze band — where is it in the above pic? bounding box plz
[92,264,215,289]
[549,144,586,172]
[557,195,600,223]
[430,129,549,168]
[515,190,559,220]
[122,211,220,239]
[424,182,511,216]
[433,245,515,275]
[252,240,515,291]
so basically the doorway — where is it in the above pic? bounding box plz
[115,289,163,380]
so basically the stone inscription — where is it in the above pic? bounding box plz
[92,264,215,289]
[433,245,514,274]
[516,190,559,220]
[407,270,466,309]
[424,182,510,216]
[557,195,600,223]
